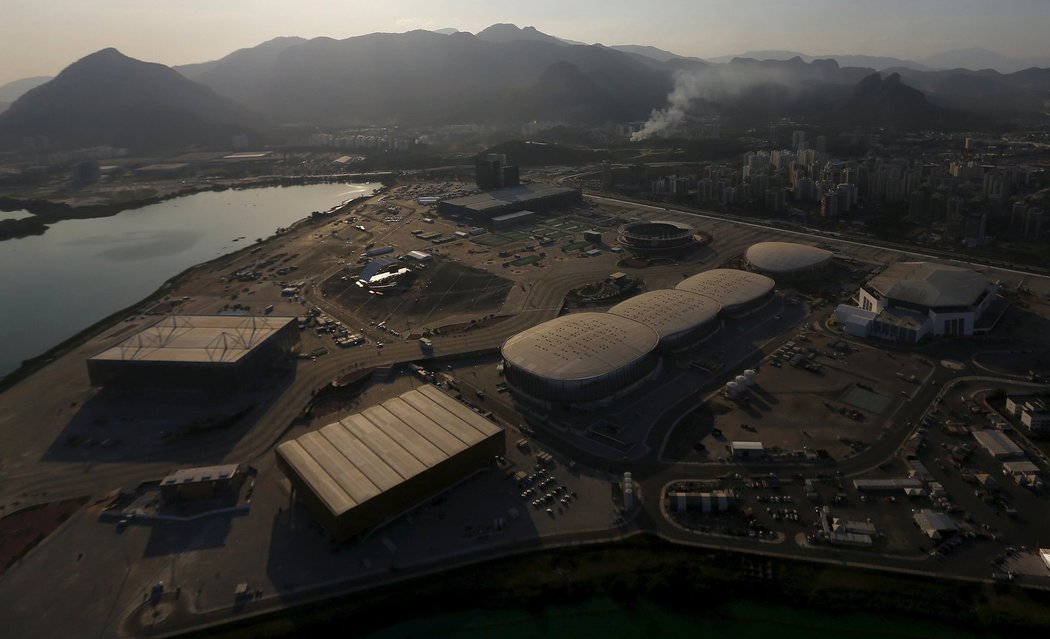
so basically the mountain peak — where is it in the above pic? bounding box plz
[0,49,259,153]
[475,23,565,46]
[81,47,132,63]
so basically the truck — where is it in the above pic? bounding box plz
[419,337,433,354]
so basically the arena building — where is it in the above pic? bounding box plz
[745,241,832,276]
[675,269,776,317]
[87,315,299,388]
[276,385,504,541]
[836,261,1002,343]
[608,289,721,350]
[436,184,581,222]
[618,220,698,254]
[501,312,660,403]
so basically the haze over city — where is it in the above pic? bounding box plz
[3,0,1050,84]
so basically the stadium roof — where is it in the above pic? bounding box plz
[868,262,991,308]
[441,184,576,212]
[501,312,658,382]
[621,220,695,236]
[675,269,775,310]
[89,315,295,364]
[608,289,720,341]
[276,385,501,518]
[746,241,832,274]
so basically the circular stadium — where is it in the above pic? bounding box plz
[745,241,833,277]
[608,289,721,350]
[501,312,660,403]
[618,220,697,254]
[675,269,776,316]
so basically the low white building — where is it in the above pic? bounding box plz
[730,441,764,459]
[1020,400,1050,434]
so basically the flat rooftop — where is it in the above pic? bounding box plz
[441,184,576,212]
[161,464,240,486]
[276,385,502,518]
[973,429,1024,457]
[90,315,295,364]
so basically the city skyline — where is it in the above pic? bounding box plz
[3,0,1050,86]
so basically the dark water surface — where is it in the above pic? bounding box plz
[0,183,377,377]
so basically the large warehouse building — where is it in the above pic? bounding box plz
[87,315,299,388]
[437,184,581,222]
[608,289,721,350]
[835,261,1001,344]
[276,385,505,540]
[501,312,660,403]
[745,242,832,277]
[675,269,776,316]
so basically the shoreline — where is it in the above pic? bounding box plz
[0,183,381,392]
[0,173,392,241]
[170,534,1049,638]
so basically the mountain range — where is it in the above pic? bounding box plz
[0,24,1047,153]
[0,48,261,152]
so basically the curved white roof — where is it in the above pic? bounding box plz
[501,312,659,382]
[746,242,832,274]
[608,289,720,342]
[869,262,991,308]
[675,269,775,311]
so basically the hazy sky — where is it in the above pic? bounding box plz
[2,0,1050,85]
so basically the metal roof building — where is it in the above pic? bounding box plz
[913,509,958,540]
[437,184,581,221]
[276,385,504,540]
[745,241,832,276]
[867,262,992,310]
[87,315,299,387]
[973,429,1025,459]
[501,312,660,402]
[160,463,245,501]
[852,478,925,493]
[675,269,776,316]
[608,289,721,350]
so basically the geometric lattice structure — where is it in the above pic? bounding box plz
[87,315,299,387]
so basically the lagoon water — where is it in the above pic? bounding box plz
[0,182,377,378]
[362,599,988,639]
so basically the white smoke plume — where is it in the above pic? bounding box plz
[631,65,803,141]
[631,70,708,141]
